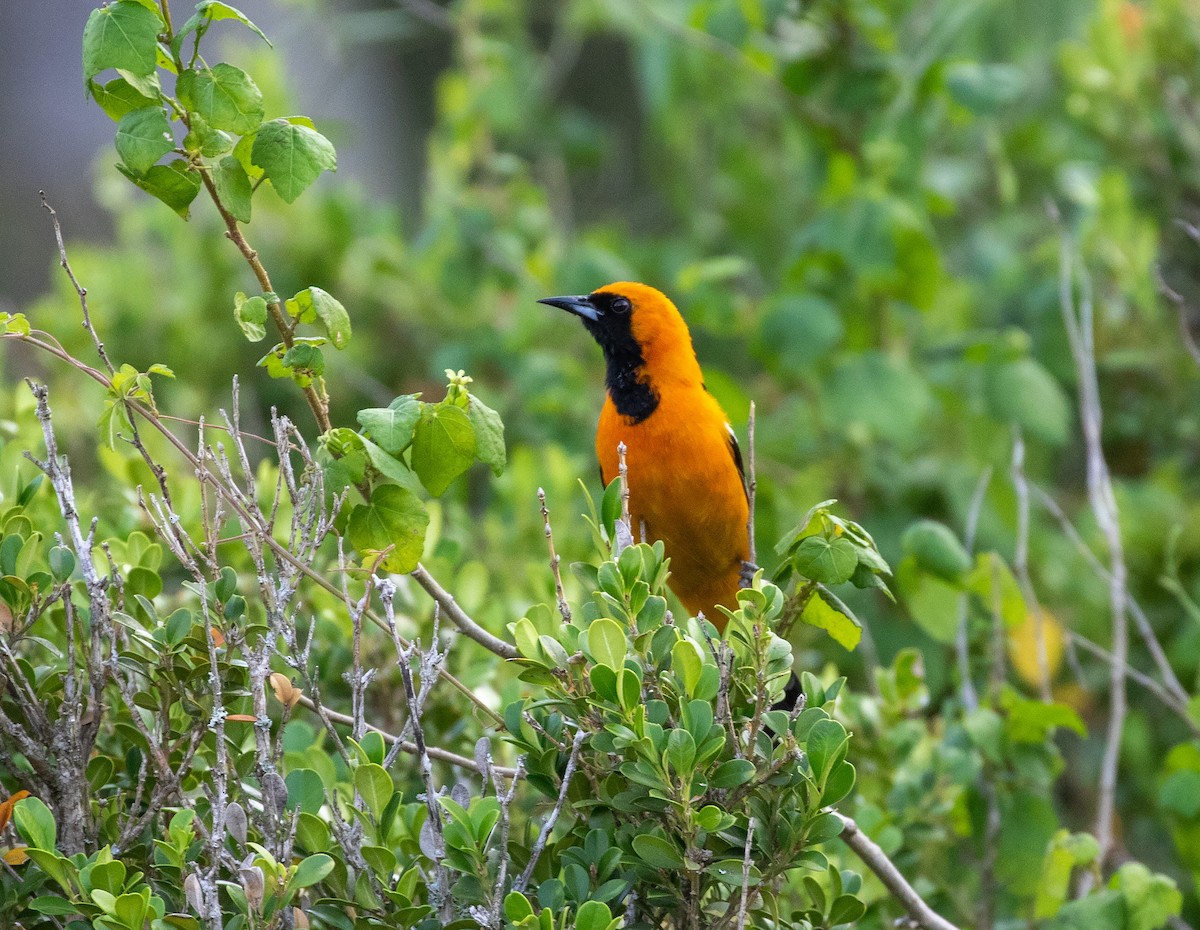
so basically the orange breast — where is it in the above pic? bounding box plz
[597,386,749,627]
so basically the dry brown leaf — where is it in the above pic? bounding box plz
[226,714,257,722]
[269,672,302,709]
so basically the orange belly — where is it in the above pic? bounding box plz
[596,387,749,627]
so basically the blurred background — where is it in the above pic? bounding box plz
[4,0,1200,917]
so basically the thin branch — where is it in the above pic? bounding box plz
[1153,263,1200,368]
[39,192,114,376]
[1054,216,1129,871]
[539,488,571,623]
[1030,481,1188,706]
[835,812,962,930]
[410,564,518,660]
[736,817,756,930]
[515,728,586,892]
[956,466,992,712]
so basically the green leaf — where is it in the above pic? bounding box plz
[29,897,79,916]
[466,395,506,476]
[1112,862,1183,930]
[251,118,337,204]
[214,155,253,223]
[284,769,325,815]
[282,344,325,381]
[631,834,684,869]
[48,546,76,582]
[233,292,267,342]
[82,1,161,82]
[805,718,848,784]
[354,763,393,819]
[800,588,862,651]
[901,520,971,584]
[173,0,272,56]
[177,64,264,134]
[574,901,613,930]
[182,112,233,158]
[347,485,429,574]
[587,618,627,670]
[290,853,334,889]
[1036,830,1100,919]
[965,552,1026,629]
[945,62,1024,114]
[504,892,535,922]
[115,107,175,175]
[896,555,961,643]
[117,160,202,218]
[411,403,476,497]
[1159,770,1200,818]
[986,357,1071,445]
[672,639,703,695]
[285,286,351,348]
[709,759,755,788]
[13,796,56,851]
[792,536,857,585]
[88,76,157,121]
[357,397,422,456]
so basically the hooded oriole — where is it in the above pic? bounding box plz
[540,282,752,628]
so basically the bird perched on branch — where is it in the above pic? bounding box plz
[540,281,753,629]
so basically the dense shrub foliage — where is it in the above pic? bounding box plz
[2,0,1200,928]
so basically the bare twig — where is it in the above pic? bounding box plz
[1054,215,1129,872]
[1030,481,1188,706]
[410,564,518,660]
[1153,264,1200,368]
[956,466,992,712]
[835,812,962,930]
[39,192,114,376]
[736,817,756,930]
[539,488,571,622]
[515,728,586,892]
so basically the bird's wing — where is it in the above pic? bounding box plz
[726,423,749,505]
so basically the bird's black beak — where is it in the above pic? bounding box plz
[538,294,601,322]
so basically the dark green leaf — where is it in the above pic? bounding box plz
[117,160,202,218]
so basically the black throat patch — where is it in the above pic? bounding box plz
[582,292,660,423]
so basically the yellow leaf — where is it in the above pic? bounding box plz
[2,847,30,865]
[1007,609,1065,689]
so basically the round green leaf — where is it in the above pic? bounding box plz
[290,853,334,889]
[586,618,627,671]
[792,536,858,585]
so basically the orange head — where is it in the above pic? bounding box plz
[539,282,703,421]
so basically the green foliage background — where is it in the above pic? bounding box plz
[4,0,1200,926]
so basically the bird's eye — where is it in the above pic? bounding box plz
[612,296,632,314]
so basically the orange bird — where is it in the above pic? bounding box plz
[540,282,752,627]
